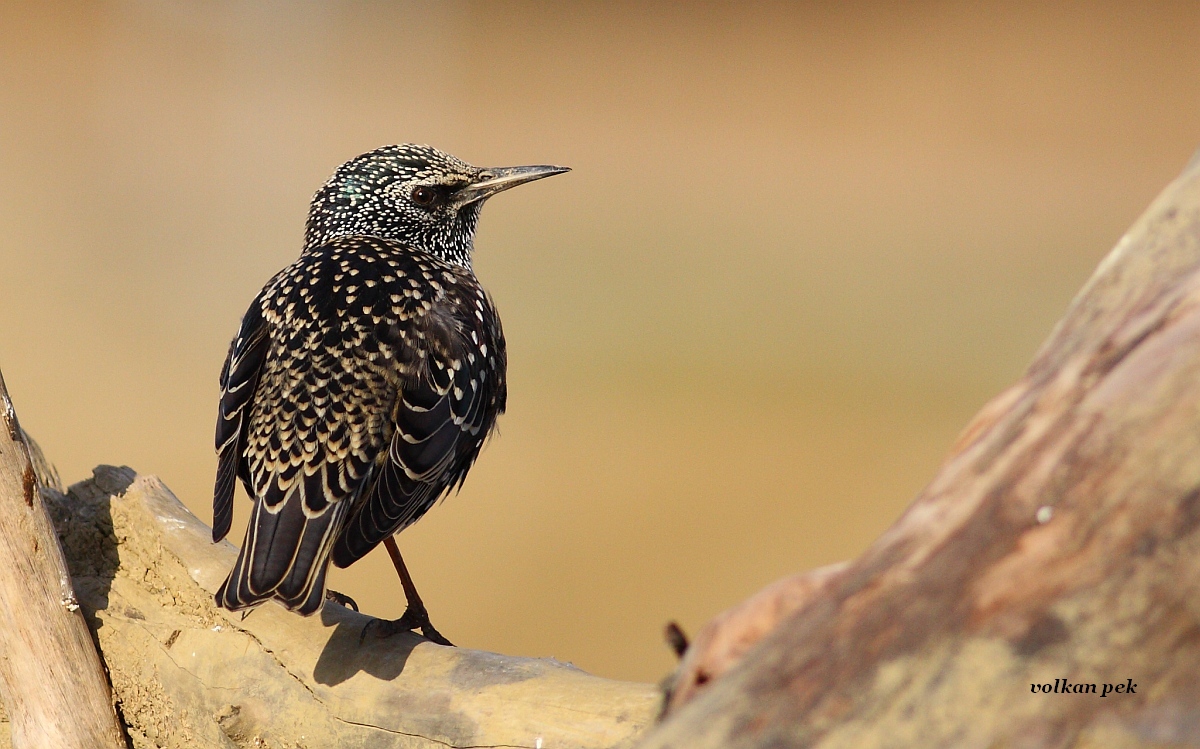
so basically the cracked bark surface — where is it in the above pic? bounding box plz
[4,465,657,748]
[648,155,1200,748]
[0,375,127,749]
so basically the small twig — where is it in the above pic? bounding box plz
[664,621,689,659]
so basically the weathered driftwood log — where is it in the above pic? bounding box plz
[19,465,657,748]
[646,155,1200,748]
[0,374,128,749]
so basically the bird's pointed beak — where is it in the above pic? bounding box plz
[453,164,571,206]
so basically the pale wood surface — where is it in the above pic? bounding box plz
[646,155,1200,747]
[31,465,658,748]
[0,374,127,748]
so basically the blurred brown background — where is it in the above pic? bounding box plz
[1,1,1198,683]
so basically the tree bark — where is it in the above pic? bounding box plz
[16,465,657,748]
[646,153,1200,748]
[0,373,127,748]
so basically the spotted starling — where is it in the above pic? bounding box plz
[212,145,568,642]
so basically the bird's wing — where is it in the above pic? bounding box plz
[217,252,398,613]
[331,276,505,568]
[213,300,269,543]
[216,241,504,611]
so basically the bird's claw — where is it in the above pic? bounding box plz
[358,602,454,647]
[325,589,359,612]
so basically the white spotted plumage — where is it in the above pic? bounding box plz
[213,145,518,615]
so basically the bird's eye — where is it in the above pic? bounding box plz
[410,186,440,208]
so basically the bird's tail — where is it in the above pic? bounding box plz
[215,495,347,616]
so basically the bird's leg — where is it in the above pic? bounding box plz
[371,536,454,646]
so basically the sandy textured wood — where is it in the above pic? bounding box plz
[0,374,127,748]
[43,465,657,748]
[646,154,1200,748]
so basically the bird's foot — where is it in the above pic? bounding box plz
[325,589,359,612]
[359,601,454,646]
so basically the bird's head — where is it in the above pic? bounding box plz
[303,144,569,267]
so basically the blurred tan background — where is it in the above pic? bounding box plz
[1,1,1198,683]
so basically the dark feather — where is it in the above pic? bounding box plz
[332,285,505,568]
[213,234,506,613]
[212,303,269,542]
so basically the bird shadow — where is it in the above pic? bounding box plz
[312,603,425,686]
[45,466,138,647]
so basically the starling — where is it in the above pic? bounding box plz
[212,144,568,643]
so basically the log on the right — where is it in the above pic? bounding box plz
[646,153,1200,749]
